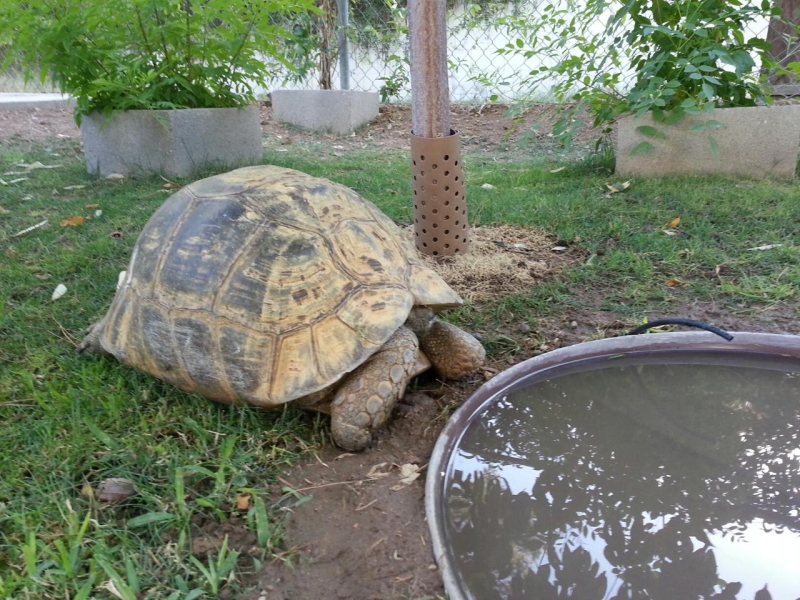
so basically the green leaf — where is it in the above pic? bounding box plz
[630,141,654,156]
[84,418,117,449]
[689,123,707,133]
[652,0,666,24]
[127,512,175,528]
[708,135,720,160]
[702,82,715,102]
[636,125,667,140]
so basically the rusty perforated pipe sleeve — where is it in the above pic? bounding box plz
[410,130,469,256]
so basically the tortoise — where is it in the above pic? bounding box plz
[80,165,485,450]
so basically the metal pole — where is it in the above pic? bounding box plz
[408,0,450,137]
[336,0,350,90]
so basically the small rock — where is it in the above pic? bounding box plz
[96,477,137,503]
[481,183,496,190]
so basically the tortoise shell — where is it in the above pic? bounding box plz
[93,165,462,406]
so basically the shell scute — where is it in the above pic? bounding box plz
[219,325,274,405]
[157,199,259,310]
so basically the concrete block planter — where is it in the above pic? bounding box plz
[81,106,262,178]
[616,104,800,180]
[271,90,379,134]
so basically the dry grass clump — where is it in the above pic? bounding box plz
[403,225,579,301]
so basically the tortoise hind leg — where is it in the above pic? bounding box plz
[330,327,419,451]
[78,315,111,355]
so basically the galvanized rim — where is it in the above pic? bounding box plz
[425,331,800,600]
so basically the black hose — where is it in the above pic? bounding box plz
[628,318,734,341]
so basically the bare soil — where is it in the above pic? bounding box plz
[0,101,602,151]
[3,103,797,600]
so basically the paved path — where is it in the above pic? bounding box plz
[0,93,75,110]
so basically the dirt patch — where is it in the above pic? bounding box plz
[261,101,605,155]
[240,392,448,600]
[0,107,79,143]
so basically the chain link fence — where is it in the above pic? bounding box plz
[265,0,799,103]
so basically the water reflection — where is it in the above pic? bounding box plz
[444,356,800,600]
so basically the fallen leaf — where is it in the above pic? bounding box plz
[0,207,9,215]
[481,183,496,190]
[551,246,568,252]
[105,173,125,180]
[236,494,252,510]
[549,167,566,173]
[11,220,48,238]
[482,367,499,380]
[160,176,181,190]
[99,580,126,600]
[64,185,86,190]
[748,243,783,251]
[51,283,67,300]
[84,203,100,209]
[94,210,103,218]
[81,484,94,500]
[665,278,688,288]
[7,178,28,185]
[367,462,391,480]
[668,216,681,228]
[605,181,631,193]
[60,216,85,227]
[96,478,137,503]
[116,271,127,289]
[399,463,420,483]
[17,161,61,170]
[662,229,679,236]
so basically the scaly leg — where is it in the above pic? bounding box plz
[330,327,419,451]
[418,318,485,380]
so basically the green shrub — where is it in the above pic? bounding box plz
[486,0,792,146]
[0,0,318,123]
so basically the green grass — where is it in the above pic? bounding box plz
[2,138,798,598]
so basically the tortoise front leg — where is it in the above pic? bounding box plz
[330,327,419,451]
[417,318,485,380]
